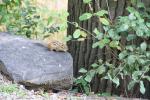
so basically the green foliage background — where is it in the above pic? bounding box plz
[0,0,68,39]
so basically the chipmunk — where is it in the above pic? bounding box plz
[43,32,68,52]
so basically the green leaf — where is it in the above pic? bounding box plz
[91,63,99,68]
[128,81,137,90]
[99,18,109,25]
[103,26,109,31]
[104,73,112,80]
[93,28,103,39]
[127,34,137,41]
[146,52,150,57]
[84,75,92,82]
[140,42,147,51]
[80,31,87,38]
[146,23,150,27]
[132,71,142,80]
[138,59,147,65]
[140,81,145,94]
[142,76,150,82]
[75,76,88,86]
[79,68,87,73]
[83,0,92,4]
[76,76,83,80]
[84,70,95,82]
[73,29,81,38]
[93,28,100,35]
[83,85,90,95]
[136,29,144,36]
[127,55,136,65]
[97,65,106,75]
[126,45,135,51]
[109,41,119,48]
[92,41,100,48]
[128,13,136,20]
[94,10,108,17]
[98,59,103,63]
[99,38,110,49]
[74,22,79,28]
[109,29,120,40]
[79,13,92,21]
[117,46,122,50]
[112,77,120,87]
[126,7,136,13]
[119,51,127,60]
[14,0,20,5]
[134,11,141,19]
[119,24,129,32]
[102,38,110,44]
[2,0,11,4]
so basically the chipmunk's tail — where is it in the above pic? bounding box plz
[31,40,48,48]
[44,32,66,44]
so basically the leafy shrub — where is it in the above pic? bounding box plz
[0,0,68,39]
[71,0,150,96]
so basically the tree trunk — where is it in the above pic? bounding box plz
[67,0,150,98]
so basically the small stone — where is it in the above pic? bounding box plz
[19,85,25,90]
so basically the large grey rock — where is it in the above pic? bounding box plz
[0,32,73,89]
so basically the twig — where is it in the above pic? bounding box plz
[67,21,97,38]
[106,46,120,60]
[113,62,126,79]
[88,3,93,13]
[106,0,112,21]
